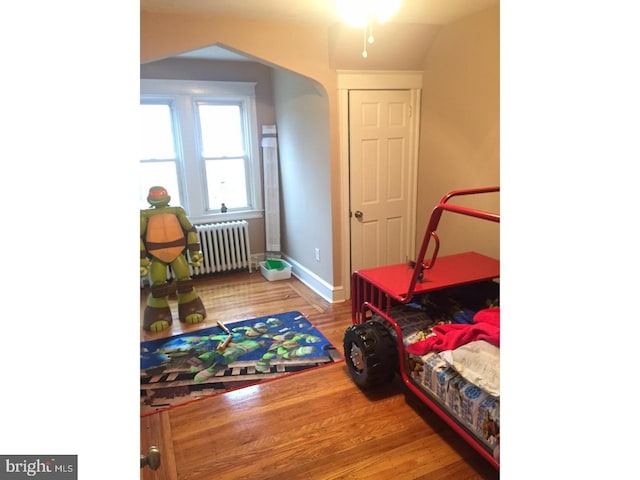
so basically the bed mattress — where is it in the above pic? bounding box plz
[407,350,499,453]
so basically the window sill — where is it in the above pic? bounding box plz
[188,209,264,225]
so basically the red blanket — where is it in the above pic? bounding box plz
[405,307,500,355]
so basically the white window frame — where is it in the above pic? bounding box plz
[140,79,263,223]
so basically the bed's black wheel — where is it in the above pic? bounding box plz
[343,320,398,389]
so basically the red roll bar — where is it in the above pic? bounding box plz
[405,186,500,301]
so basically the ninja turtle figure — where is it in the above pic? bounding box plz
[140,186,207,332]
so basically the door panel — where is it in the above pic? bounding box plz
[350,89,412,273]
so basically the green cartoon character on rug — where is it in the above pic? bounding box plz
[255,330,323,373]
[191,336,267,383]
[140,186,207,332]
[189,319,285,382]
[141,331,264,378]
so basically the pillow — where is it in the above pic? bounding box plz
[439,340,500,397]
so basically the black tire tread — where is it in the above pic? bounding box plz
[343,320,398,389]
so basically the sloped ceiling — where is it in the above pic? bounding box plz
[141,0,499,70]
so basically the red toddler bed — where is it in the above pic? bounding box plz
[343,186,500,469]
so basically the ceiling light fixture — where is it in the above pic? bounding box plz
[336,0,402,58]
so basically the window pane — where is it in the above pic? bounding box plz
[139,162,181,210]
[140,104,176,160]
[198,104,244,157]
[205,158,247,209]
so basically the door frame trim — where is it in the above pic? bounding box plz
[338,70,423,300]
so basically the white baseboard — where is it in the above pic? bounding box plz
[280,255,347,304]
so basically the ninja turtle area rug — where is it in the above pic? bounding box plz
[141,311,343,416]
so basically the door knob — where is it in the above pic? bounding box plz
[354,210,363,219]
[141,446,161,470]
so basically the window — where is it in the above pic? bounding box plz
[197,102,248,211]
[139,101,182,207]
[140,79,263,223]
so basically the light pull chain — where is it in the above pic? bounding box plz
[362,17,375,58]
[339,0,401,60]
[362,27,368,58]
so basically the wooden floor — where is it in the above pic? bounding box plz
[140,270,499,480]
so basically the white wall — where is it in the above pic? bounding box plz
[272,69,334,286]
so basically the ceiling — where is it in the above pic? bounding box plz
[141,0,499,69]
[140,0,499,26]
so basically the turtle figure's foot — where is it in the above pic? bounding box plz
[143,305,173,332]
[178,297,206,324]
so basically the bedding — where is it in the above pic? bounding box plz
[406,307,500,354]
[440,340,500,397]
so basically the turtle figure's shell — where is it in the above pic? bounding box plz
[145,212,186,263]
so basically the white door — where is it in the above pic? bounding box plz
[349,89,414,273]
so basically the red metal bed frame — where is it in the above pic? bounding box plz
[348,186,500,469]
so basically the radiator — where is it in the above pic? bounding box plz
[191,220,252,275]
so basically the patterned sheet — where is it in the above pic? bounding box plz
[407,350,499,453]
